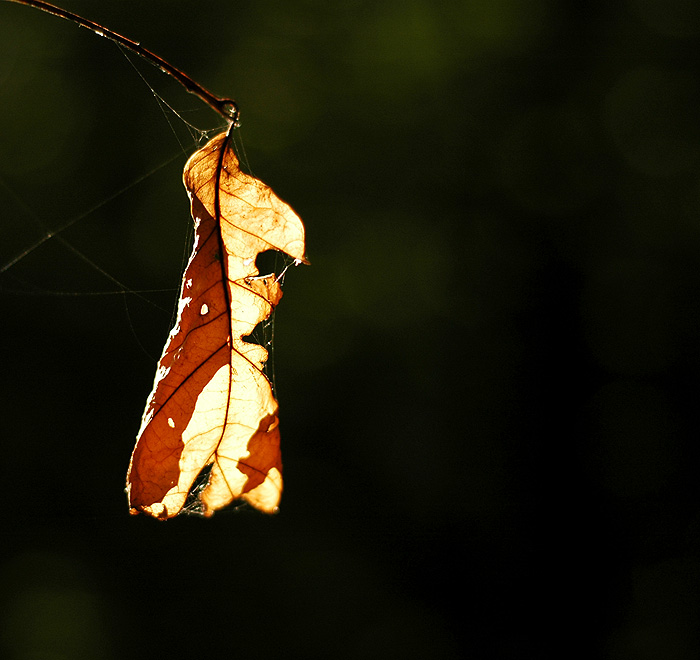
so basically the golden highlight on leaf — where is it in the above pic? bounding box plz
[126,131,306,519]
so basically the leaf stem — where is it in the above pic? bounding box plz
[4,0,240,125]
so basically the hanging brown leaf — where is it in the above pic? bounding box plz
[126,130,306,519]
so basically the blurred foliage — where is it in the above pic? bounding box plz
[2,0,700,658]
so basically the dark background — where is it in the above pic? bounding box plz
[2,1,700,658]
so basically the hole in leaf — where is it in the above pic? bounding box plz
[255,249,281,277]
[182,463,214,516]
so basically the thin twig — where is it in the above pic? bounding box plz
[4,0,239,125]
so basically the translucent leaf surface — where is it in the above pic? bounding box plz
[126,131,306,519]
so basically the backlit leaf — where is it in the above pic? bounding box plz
[126,130,306,519]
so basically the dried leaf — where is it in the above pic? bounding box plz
[126,130,306,519]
